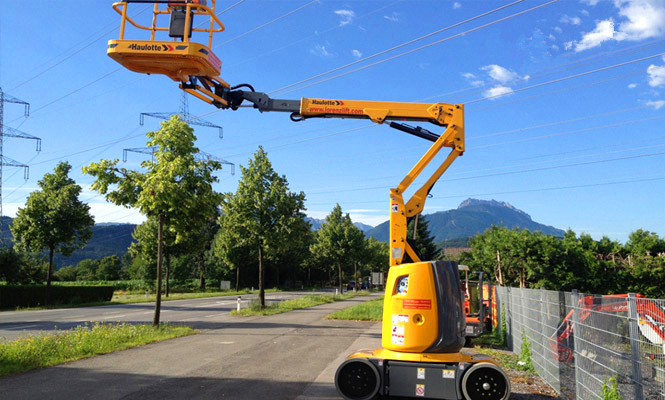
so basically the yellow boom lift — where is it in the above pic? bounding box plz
[107,2,511,399]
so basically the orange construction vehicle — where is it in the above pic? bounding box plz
[549,293,665,363]
[459,266,496,343]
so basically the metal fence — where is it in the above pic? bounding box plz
[495,286,665,400]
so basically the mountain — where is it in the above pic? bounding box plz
[0,217,136,268]
[305,217,374,233]
[365,198,565,243]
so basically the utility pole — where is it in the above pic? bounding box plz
[0,87,41,217]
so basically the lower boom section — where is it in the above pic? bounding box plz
[335,350,510,400]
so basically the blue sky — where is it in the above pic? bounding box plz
[1,0,664,243]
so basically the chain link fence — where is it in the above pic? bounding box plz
[495,286,665,399]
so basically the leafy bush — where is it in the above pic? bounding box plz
[601,376,621,400]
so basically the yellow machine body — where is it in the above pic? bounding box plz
[382,262,443,353]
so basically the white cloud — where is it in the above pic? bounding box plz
[628,83,638,88]
[554,26,563,33]
[310,44,332,57]
[461,72,483,87]
[615,0,665,41]
[582,0,602,5]
[334,9,355,26]
[647,63,665,86]
[574,19,616,51]
[560,14,582,25]
[564,41,574,50]
[351,49,362,58]
[483,86,514,99]
[481,64,521,84]
[453,2,462,9]
[550,44,560,51]
[581,9,590,16]
[647,100,665,109]
[548,33,556,40]
[384,12,399,22]
[570,0,665,52]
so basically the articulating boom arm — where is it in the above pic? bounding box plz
[216,88,465,267]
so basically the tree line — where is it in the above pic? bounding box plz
[3,117,664,322]
[0,117,389,322]
[460,226,665,298]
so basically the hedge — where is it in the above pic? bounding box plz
[0,285,115,309]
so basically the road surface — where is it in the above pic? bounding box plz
[0,291,333,341]
[0,293,382,399]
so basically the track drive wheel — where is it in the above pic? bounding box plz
[335,358,380,400]
[461,362,511,400]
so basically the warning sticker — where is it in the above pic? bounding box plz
[442,369,455,379]
[392,314,410,324]
[392,203,399,213]
[417,368,425,380]
[415,384,425,397]
[391,334,404,345]
[392,325,405,335]
[392,247,402,259]
[403,299,432,310]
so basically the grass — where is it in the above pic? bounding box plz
[0,322,196,377]
[327,297,384,321]
[111,288,279,304]
[232,291,369,316]
[470,330,537,375]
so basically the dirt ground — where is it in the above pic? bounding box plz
[508,368,564,399]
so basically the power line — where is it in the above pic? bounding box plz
[9,6,150,92]
[273,0,560,95]
[305,175,665,206]
[268,0,526,95]
[214,0,318,49]
[467,51,665,103]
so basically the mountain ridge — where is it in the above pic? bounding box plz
[366,198,564,243]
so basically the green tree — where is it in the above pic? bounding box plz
[405,216,441,262]
[213,147,307,307]
[11,162,94,304]
[76,259,100,281]
[84,116,222,325]
[0,247,45,284]
[97,255,122,281]
[310,204,364,293]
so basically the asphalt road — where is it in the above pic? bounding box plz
[0,291,336,341]
[0,293,383,400]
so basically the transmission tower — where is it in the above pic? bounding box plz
[123,146,235,175]
[140,92,223,138]
[0,87,42,217]
[130,91,233,173]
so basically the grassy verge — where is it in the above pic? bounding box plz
[111,288,279,304]
[232,292,369,316]
[327,297,383,321]
[470,331,537,375]
[0,322,196,377]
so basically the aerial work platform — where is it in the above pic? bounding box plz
[107,0,225,83]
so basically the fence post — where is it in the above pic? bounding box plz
[628,293,644,400]
[572,289,582,400]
